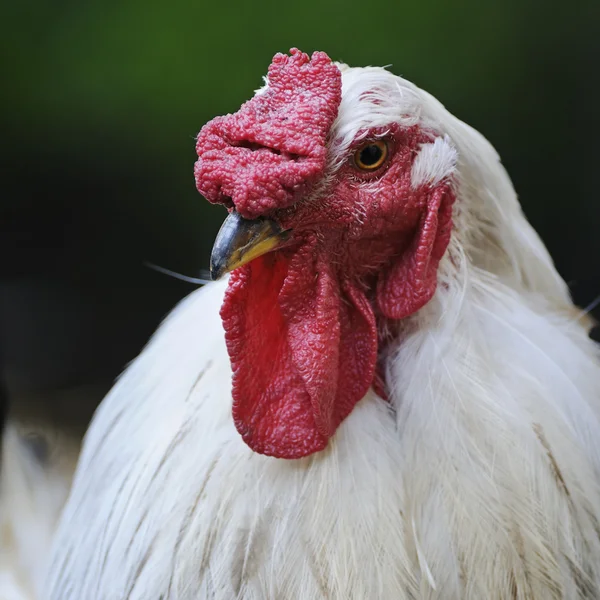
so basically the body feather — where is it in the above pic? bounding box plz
[0,422,78,600]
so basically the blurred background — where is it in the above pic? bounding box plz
[1,0,599,435]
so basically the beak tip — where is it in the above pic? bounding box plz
[209,258,224,281]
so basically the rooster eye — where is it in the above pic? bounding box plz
[353,140,388,171]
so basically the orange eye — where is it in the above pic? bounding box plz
[353,140,388,171]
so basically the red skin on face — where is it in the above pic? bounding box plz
[195,49,455,458]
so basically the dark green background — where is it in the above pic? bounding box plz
[1,0,599,421]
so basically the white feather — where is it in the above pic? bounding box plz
[0,423,78,600]
[411,136,458,189]
[44,65,600,599]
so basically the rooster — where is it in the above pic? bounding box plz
[45,49,600,599]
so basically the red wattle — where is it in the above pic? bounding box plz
[220,242,378,459]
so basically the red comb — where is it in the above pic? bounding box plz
[195,49,342,219]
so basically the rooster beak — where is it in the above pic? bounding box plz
[210,211,290,280]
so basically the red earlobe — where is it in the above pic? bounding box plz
[376,185,455,320]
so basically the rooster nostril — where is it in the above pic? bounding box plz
[221,195,235,209]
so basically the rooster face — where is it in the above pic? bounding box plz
[194,49,457,459]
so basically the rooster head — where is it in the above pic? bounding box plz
[195,49,457,458]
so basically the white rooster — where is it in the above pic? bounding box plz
[44,49,600,599]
